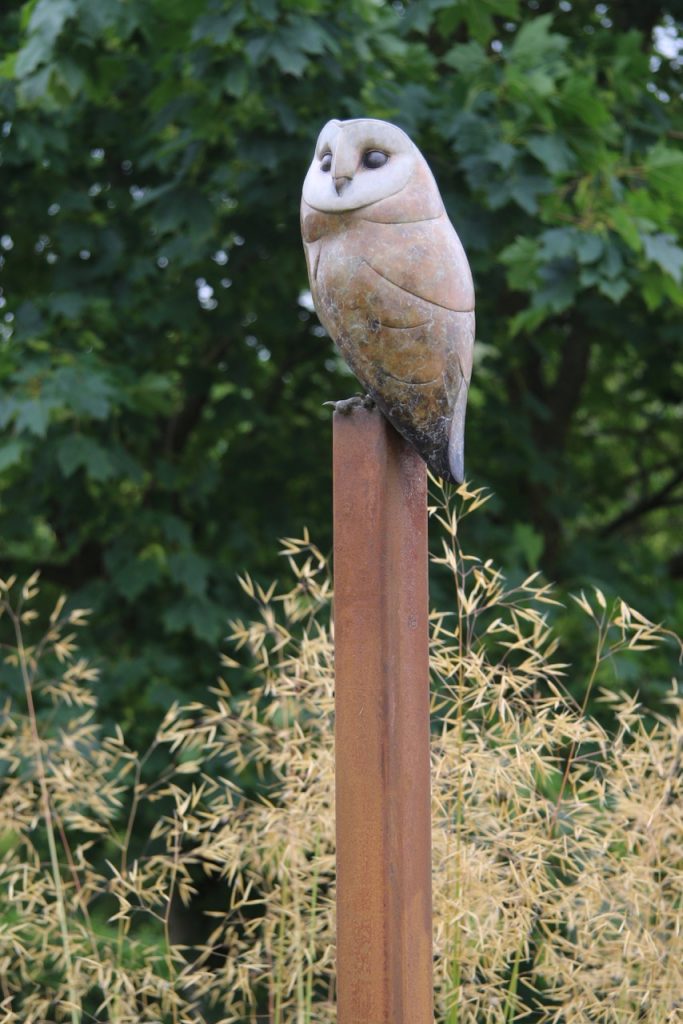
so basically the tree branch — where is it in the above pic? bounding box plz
[600,468,683,537]
[546,328,592,450]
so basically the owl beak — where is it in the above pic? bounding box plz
[334,175,352,196]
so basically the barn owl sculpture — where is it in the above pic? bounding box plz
[301,117,475,483]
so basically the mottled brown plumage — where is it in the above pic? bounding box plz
[301,117,475,483]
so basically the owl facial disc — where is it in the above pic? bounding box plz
[302,119,417,213]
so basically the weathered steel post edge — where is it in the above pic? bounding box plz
[333,404,433,1024]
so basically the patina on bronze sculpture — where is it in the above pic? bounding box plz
[301,117,475,482]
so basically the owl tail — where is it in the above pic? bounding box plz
[447,381,468,484]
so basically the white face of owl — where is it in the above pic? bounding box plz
[302,118,418,213]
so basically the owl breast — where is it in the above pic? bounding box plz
[309,214,473,384]
[317,242,445,384]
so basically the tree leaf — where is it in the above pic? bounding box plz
[645,142,683,197]
[57,435,115,481]
[14,398,51,437]
[526,134,574,174]
[270,40,309,77]
[443,41,489,77]
[509,13,568,65]
[0,439,25,473]
[642,233,683,283]
[168,551,210,598]
[598,277,629,303]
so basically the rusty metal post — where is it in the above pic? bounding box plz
[333,404,433,1024]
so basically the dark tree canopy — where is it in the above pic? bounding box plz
[1,0,682,726]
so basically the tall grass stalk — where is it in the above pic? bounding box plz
[7,574,80,1024]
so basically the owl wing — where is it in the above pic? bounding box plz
[336,254,475,482]
[360,212,474,315]
[349,215,475,482]
[300,201,328,287]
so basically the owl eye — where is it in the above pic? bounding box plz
[362,150,388,169]
[320,153,332,172]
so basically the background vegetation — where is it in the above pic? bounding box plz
[1,0,682,734]
[1,5,682,1016]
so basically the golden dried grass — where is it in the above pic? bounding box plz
[0,485,681,1022]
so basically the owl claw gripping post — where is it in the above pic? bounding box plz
[301,117,475,484]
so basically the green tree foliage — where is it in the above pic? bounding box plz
[1,0,682,725]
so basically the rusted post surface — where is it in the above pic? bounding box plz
[333,405,433,1024]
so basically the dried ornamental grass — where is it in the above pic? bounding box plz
[0,487,681,1023]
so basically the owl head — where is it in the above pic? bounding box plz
[302,118,430,214]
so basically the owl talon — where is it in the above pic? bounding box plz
[324,395,373,416]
